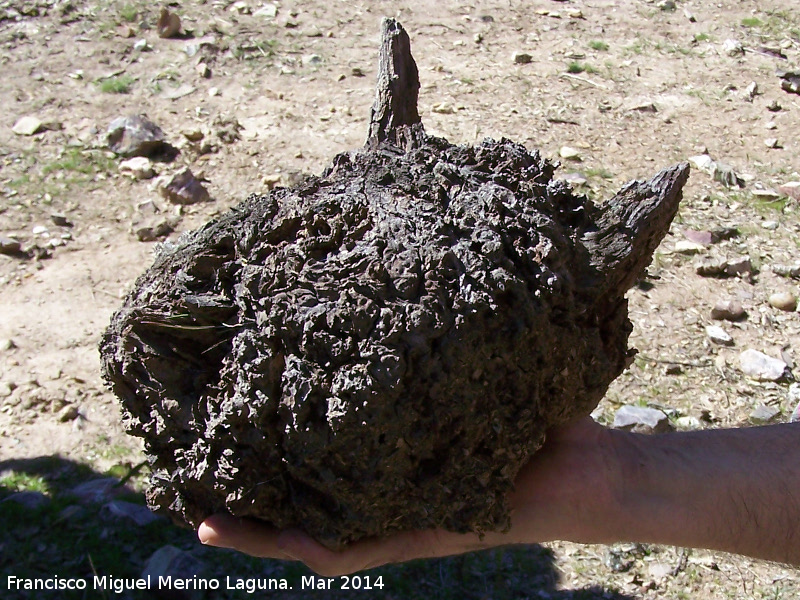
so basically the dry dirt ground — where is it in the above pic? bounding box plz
[1,0,799,598]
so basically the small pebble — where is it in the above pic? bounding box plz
[711,300,746,321]
[768,292,797,312]
[559,146,581,160]
[749,404,781,424]
[512,52,533,64]
[12,116,43,136]
[706,325,734,346]
[674,240,705,254]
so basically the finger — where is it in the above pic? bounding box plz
[198,514,297,560]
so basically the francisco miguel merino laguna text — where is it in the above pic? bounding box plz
[7,575,293,594]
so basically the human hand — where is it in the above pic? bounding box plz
[198,417,619,576]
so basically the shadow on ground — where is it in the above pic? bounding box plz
[0,456,634,600]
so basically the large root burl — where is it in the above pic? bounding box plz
[101,19,689,549]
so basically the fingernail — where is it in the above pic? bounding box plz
[197,523,218,546]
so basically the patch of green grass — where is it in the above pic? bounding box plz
[753,196,787,214]
[232,38,278,61]
[588,40,609,51]
[624,38,649,55]
[566,61,598,74]
[99,75,135,94]
[119,4,138,22]
[694,32,712,42]
[741,16,763,28]
[585,166,614,179]
[0,472,50,495]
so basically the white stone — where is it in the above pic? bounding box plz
[750,404,781,424]
[705,325,733,346]
[688,154,715,175]
[12,116,43,136]
[739,349,789,381]
[559,146,581,160]
[120,156,155,180]
[675,416,702,430]
[613,405,672,434]
[722,39,744,56]
[253,3,278,18]
[674,240,705,254]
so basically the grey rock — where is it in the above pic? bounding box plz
[57,505,86,521]
[696,256,728,277]
[102,500,163,526]
[164,85,196,101]
[302,54,323,67]
[613,405,673,434]
[760,219,779,230]
[772,264,800,279]
[778,181,800,201]
[675,415,702,430]
[768,292,797,312]
[627,101,658,113]
[683,229,712,245]
[254,3,278,19]
[749,404,781,424]
[648,561,674,580]
[142,546,206,600]
[50,213,71,227]
[744,81,758,101]
[69,477,123,504]
[739,349,789,382]
[713,163,745,188]
[0,338,15,351]
[711,299,746,321]
[559,146,581,160]
[560,172,588,187]
[688,154,715,175]
[159,169,211,205]
[133,39,151,52]
[2,491,50,510]
[57,404,79,422]
[195,62,211,78]
[108,115,166,158]
[706,325,733,346]
[0,237,22,256]
[0,382,13,397]
[722,39,745,57]
[725,257,753,277]
[779,70,800,95]
[12,116,43,136]
[674,240,705,255]
[790,383,800,423]
[133,210,179,242]
[512,52,533,64]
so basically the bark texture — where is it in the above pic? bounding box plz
[101,19,690,549]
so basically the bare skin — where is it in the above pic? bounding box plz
[197,418,800,576]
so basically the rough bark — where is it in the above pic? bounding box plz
[100,19,690,550]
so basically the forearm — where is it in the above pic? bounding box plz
[601,424,800,565]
